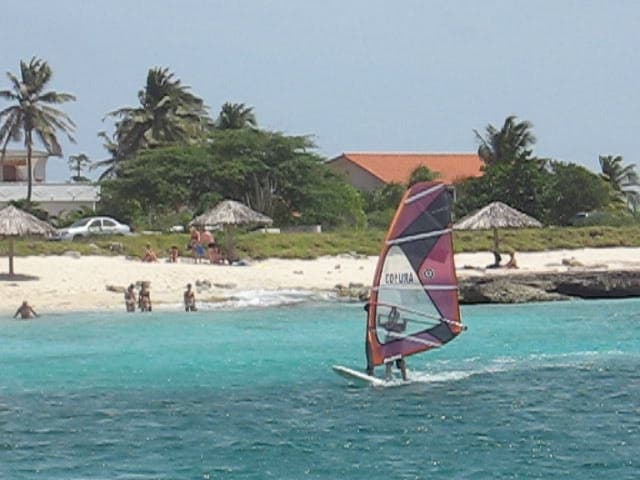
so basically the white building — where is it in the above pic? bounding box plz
[0,149,100,216]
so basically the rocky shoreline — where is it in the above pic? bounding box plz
[335,269,640,304]
[459,269,640,303]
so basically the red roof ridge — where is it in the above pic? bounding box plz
[327,152,484,185]
[338,151,478,157]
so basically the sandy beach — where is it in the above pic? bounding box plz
[2,247,640,315]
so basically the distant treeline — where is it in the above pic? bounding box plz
[1,59,637,230]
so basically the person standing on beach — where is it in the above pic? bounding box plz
[124,284,137,312]
[184,283,197,312]
[139,284,152,312]
[14,300,38,319]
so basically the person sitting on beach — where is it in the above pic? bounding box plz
[486,250,502,269]
[142,244,158,262]
[139,284,152,312]
[124,284,137,312]
[209,245,223,264]
[14,300,38,319]
[505,251,518,269]
[184,283,197,312]
[169,245,179,263]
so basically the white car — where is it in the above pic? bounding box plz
[55,216,131,241]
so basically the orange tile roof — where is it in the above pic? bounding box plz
[332,152,484,184]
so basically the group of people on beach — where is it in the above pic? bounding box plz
[487,250,518,269]
[188,227,223,264]
[140,228,225,264]
[123,283,197,312]
[124,283,153,312]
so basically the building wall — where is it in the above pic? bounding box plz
[0,183,100,217]
[327,156,385,192]
[0,199,97,217]
[0,151,49,182]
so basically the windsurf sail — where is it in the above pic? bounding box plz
[365,181,464,371]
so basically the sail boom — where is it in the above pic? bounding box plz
[370,302,465,328]
[386,331,442,347]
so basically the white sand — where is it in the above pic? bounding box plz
[2,247,640,314]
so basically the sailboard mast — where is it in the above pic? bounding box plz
[365,182,464,372]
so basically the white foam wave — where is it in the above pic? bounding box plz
[399,349,637,387]
[197,289,328,310]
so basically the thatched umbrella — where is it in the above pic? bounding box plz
[0,205,56,277]
[454,201,542,252]
[190,200,273,229]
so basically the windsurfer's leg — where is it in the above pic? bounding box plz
[397,358,407,381]
[385,362,392,380]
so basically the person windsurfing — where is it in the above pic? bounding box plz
[378,306,408,380]
[364,304,408,380]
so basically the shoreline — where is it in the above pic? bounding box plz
[2,247,640,315]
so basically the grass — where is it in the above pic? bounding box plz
[3,226,640,260]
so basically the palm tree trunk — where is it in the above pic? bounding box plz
[26,129,33,205]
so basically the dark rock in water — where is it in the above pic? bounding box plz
[459,270,640,304]
[334,284,371,302]
[460,278,567,304]
[554,271,640,298]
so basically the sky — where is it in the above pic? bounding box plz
[1,0,639,182]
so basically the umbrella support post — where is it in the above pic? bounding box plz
[8,237,15,277]
[493,228,500,253]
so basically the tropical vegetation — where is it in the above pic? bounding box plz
[68,153,91,182]
[455,116,639,226]
[0,57,75,204]
[1,57,639,238]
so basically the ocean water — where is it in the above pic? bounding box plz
[1,298,639,479]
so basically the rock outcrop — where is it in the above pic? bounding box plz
[460,270,640,304]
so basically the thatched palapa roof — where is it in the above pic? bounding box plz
[0,205,56,237]
[190,200,273,228]
[454,202,542,231]
[0,205,56,278]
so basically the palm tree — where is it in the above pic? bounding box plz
[474,115,536,166]
[68,153,91,182]
[599,155,640,212]
[91,131,122,181]
[0,57,75,203]
[107,67,209,159]
[216,102,257,130]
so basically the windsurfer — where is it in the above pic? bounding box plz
[380,307,409,380]
[379,306,407,338]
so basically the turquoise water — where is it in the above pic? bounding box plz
[1,299,639,479]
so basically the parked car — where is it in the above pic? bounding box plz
[55,216,131,241]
